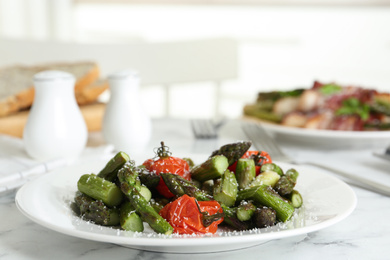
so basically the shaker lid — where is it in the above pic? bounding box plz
[34,70,74,82]
[108,69,139,80]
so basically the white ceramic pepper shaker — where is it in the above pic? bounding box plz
[23,70,88,161]
[102,69,152,154]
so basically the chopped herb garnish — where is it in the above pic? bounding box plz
[319,84,342,95]
[335,97,370,120]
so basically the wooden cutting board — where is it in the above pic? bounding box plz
[0,103,106,138]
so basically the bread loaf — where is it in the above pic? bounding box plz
[0,102,106,137]
[0,61,102,117]
[76,79,108,105]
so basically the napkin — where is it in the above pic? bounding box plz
[0,134,114,194]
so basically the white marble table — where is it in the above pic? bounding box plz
[1,118,390,260]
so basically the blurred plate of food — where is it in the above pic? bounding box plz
[243,81,390,148]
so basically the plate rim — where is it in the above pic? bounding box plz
[245,116,390,139]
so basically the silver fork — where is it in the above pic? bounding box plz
[191,119,218,139]
[191,118,226,139]
[242,122,390,197]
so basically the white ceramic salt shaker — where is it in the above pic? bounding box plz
[102,69,152,154]
[23,70,88,161]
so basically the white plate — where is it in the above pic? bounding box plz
[15,155,357,253]
[257,120,390,149]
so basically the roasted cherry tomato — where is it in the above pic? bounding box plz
[159,194,224,234]
[228,150,272,176]
[143,142,191,198]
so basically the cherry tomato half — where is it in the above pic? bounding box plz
[159,194,223,234]
[143,142,191,198]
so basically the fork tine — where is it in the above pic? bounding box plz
[191,119,217,139]
[203,120,217,138]
[191,120,201,138]
[242,122,290,162]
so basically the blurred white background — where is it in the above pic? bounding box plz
[1,0,390,118]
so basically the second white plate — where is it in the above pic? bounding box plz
[256,119,390,149]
